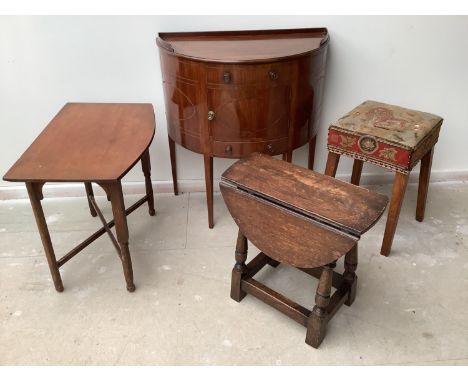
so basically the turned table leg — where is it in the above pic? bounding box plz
[305,264,333,348]
[416,148,434,222]
[84,182,97,217]
[141,149,156,216]
[381,172,409,256]
[107,182,135,292]
[168,135,179,196]
[204,155,214,229]
[26,182,64,292]
[343,245,358,306]
[231,230,248,302]
[351,159,363,186]
[324,152,340,177]
[308,135,317,170]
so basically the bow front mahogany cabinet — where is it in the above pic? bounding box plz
[157,28,329,227]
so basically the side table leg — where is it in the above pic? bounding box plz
[204,155,214,229]
[168,135,179,196]
[84,182,98,217]
[381,172,409,256]
[141,149,156,216]
[107,182,135,292]
[305,264,333,348]
[26,182,64,292]
[230,230,248,302]
[343,245,358,306]
[324,152,340,177]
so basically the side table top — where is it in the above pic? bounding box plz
[221,153,388,237]
[3,103,155,182]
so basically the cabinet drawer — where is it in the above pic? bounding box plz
[212,138,289,158]
[207,62,293,86]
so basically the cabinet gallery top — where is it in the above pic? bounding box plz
[156,28,329,63]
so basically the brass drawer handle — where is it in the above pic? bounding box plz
[208,111,215,121]
[225,145,233,154]
[269,71,279,81]
[223,72,231,83]
[267,143,274,153]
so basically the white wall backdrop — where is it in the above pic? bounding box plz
[1,16,467,194]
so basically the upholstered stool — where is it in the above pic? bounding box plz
[325,100,443,256]
[220,153,388,348]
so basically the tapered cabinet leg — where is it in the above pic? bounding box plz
[230,230,248,302]
[141,149,156,216]
[324,152,340,177]
[351,160,363,186]
[343,245,358,306]
[308,135,317,170]
[84,182,97,217]
[305,264,333,348]
[107,182,135,292]
[26,182,64,292]
[283,150,293,163]
[168,135,179,196]
[204,155,214,229]
[416,148,433,222]
[381,172,409,256]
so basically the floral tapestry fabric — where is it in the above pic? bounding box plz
[327,100,443,173]
[332,100,443,150]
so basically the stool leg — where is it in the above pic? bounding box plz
[351,160,363,186]
[141,149,156,216]
[381,172,409,256]
[168,135,179,196]
[84,182,97,217]
[416,148,434,222]
[26,182,64,292]
[343,245,358,306]
[308,135,317,170]
[231,230,248,302]
[306,264,333,348]
[108,182,135,292]
[324,152,340,177]
[204,155,214,229]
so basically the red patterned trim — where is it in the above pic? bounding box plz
[328,129,411,171]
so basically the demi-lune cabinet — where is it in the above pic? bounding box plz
[157,28,329,228]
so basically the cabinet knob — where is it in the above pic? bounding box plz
[223,72,231,83]
[207,111,215,121]
[225,145,233,154]
[269,71,279,81]
[267,143,274,153]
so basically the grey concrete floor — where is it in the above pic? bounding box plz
[0,181,467,365]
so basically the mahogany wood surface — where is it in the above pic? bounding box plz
[157,28,329,227]
[221,153,388,237]
[157,28,328,63]
[3,104,157,292]
[3,103,155,182]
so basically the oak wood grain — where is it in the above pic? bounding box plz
[221,153,388,237]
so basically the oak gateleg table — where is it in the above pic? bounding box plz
[3,103,156,292]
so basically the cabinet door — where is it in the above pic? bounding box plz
[207,84,291,142]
